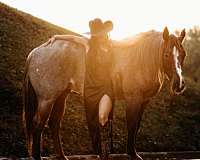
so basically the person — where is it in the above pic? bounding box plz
[46,18,115,160]
[84,18,115,160]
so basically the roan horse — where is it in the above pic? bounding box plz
[23,37,87,160]
[23,27,186,160]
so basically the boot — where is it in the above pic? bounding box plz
[99,122,110,160]
[108,119,113,153]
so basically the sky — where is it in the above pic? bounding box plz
[1,0,200,39]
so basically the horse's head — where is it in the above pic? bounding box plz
[162,27,186,95]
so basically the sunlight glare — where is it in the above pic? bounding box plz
[1,0,200,40]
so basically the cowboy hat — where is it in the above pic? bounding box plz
[88,18,113,36]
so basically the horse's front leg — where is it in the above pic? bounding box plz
[125,94,144,160]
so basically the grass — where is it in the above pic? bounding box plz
[0,2,200,158]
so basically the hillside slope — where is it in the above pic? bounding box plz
[0,2,200,159]
[0,2,77,157]
[0,2,77,90]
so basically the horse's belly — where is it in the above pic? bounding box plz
[120,69,162,99]
[29,69,71,99]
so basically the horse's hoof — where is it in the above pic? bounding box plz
[100,153,109,160]
[54,156,69,160]
[63,156,69,160]
[130,153,143,160]
[32,156,41,160]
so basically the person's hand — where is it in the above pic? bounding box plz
[47,36,56,46]
[43,36,56,47]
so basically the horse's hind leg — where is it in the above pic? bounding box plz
[48,90,69,160]
[32,99,53,160]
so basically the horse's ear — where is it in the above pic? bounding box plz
[163,27,169,41]
[179,28,186,43]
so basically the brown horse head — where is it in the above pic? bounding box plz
[162,27,186,95]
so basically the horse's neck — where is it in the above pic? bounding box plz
[113,45,165,96]
[142,55,165,96]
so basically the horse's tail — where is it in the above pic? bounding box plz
[23,54,38,156]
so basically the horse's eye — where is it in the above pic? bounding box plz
[164,53,169,58]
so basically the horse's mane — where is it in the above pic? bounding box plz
[116,30,165,87]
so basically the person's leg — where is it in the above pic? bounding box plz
[99,94,112,126]
[85,99,101,154]
[108,104,114,154]
[98,94,113,160]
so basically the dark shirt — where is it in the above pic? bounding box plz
[84,41,114,106]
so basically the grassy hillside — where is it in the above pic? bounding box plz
[0,2,200,159]
[0,2,77,90]
[0,2,77,157]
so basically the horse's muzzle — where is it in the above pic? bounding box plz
[173,79,186,95]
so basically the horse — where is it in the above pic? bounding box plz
[23,27,186,160]
[23,36,87,160]
[112,27,186,159]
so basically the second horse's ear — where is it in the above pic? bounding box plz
[179,28,186,43]
[163,26,169,42]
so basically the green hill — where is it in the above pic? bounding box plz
[0,2,200,159]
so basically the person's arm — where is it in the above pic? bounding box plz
[45,34,90,52]
[47,35,80,45]
[53,35,79,41]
